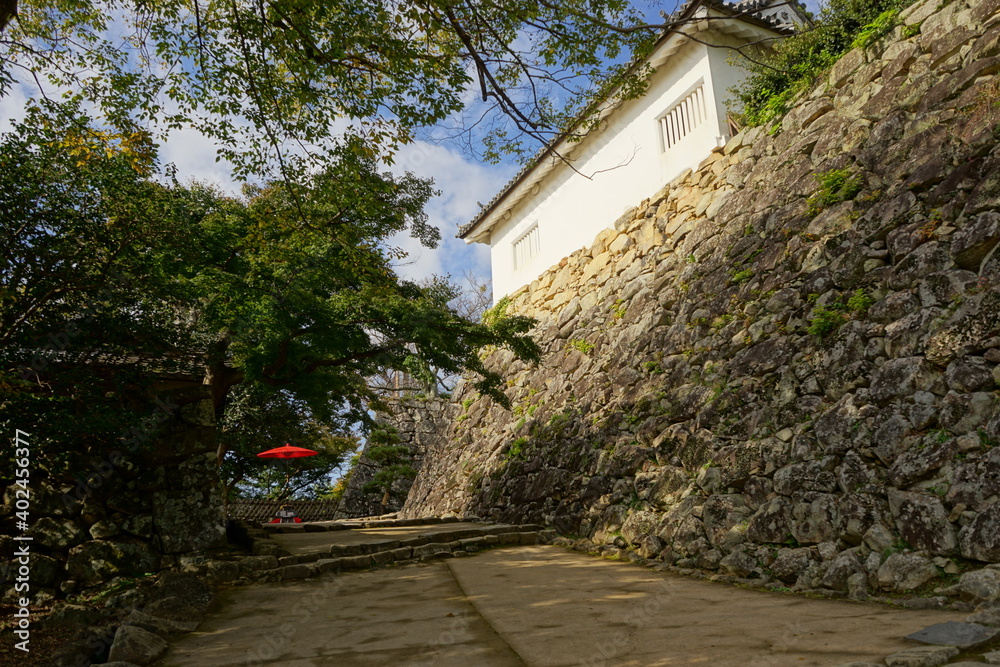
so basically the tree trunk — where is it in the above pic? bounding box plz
[0,0,17,34]
[203,333,244,464]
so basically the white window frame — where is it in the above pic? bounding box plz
[512,223,541,271]
[657,80,708,153]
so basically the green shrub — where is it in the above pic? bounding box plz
[806,168,864,216]
[901,21,921,38]
[807,305,847,336]
[568,339,594,354]
[732,0,911,127]
[846,288,874,313]
[851,8,901,50]
[481,296,511,325]
[506,436,529,462]
[807,289,873,336]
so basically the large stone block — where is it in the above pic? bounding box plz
[108,625,168,665]
[152,489,226,554]
[948,448,1000,510]
[888,490,957,556]
[952,212,1000,270]
[877,553,939,593]
[746,498,794,544]
[960,504,1000,562]
[870,358,945,405]
[792,494,842,545]
[66,539,161,585]
[701,495,751,550]
[887,435,955,487]
[29,516,87,551]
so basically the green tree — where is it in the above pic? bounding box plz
[0,101,191,480]
[0,101,541,479]
[218,384,359,503]
[360,425,416,510]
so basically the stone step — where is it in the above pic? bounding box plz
[270,527,548,579]
[260,515,466,534]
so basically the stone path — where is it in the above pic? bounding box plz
[158,542,967,666]
[256,521,544,577]
[267,520,539,557]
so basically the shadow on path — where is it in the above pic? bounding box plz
[159,545,963,666]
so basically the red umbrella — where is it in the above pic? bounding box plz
[256,444,319,459]
[257,444,320,509]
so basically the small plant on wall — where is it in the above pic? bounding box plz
[505,436,530,462]
[805,168,864,217]
[806,289,874,337]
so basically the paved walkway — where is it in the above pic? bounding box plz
[159,545,964,667]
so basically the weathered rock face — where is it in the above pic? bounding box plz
[335,397,453,518]
[401,0,1000,594]
[0,385,226,602]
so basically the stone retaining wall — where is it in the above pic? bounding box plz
[402,0,1000,601]
[335,396,453,519]
[0,384,226,604]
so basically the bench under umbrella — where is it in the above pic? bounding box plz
[256,444,319,505]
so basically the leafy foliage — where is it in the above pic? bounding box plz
[0,101,541,485]
[219,385,358,501]
[806,168,864,216]
[360,425,416,504]
[733,0,910,127]
[0,100,191,478]
[481,296,513,326]
[319,450,361,504]
[505,436,530,462]
[806,304,848,337]
[850,8,901,50]
[806,289,873,337]
[846,288,874,314]
[730,268,754,284]
[0,0,656,171]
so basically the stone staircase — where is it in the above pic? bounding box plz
[235,517,556,581]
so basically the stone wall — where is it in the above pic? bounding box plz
[335,397,454,519]
[402,0,1000,598]
[0,383,226,604]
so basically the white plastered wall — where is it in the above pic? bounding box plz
[487,33,754,299]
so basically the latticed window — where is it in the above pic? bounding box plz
[657,82,707,151]
[513,224,540,270]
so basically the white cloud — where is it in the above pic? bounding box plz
[387,140,513,286]
[0,85,31,134]
[159,126,240,194]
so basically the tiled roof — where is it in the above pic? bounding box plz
[457,0,807,240]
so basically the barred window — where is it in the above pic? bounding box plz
[658,83,708,151]
[513,224,540,270]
